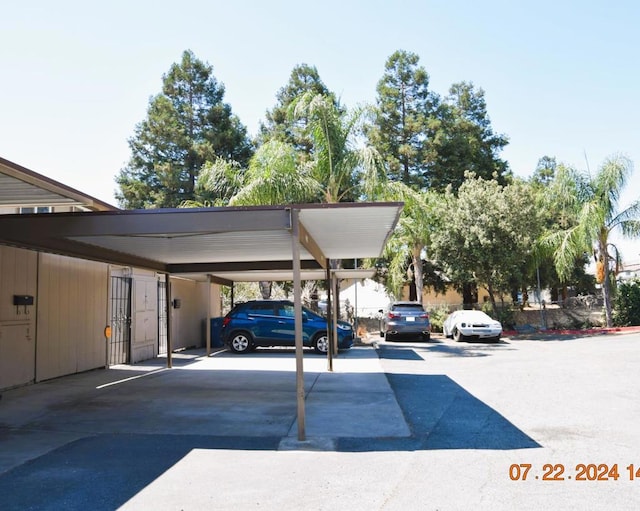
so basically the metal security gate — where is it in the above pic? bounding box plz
[158,280,168,355]
[110,276,132,365]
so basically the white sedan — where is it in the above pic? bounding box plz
[443,310,502,342]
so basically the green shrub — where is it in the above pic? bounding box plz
[427,305,451,333]
[481,302,516,330]
[613,279,640,326]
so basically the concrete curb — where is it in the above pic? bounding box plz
[503,325,640,338]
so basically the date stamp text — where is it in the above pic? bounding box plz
[509,463,640,481]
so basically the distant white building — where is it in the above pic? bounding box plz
[339,279,392,318]
[617,261,640,283]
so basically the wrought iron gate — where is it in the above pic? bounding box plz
[158,280,168,355]
[110,276,132,365]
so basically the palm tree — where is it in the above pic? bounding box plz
[229,140,322,206]
[232,94,385,298]
[542,154,640,327]
[226,93,383,207]
[378,187,437,302]
[180,157,245,207]
[289,92,380,203]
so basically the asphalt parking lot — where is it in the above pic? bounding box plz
[1,332,639,510]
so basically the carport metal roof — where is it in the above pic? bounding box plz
[0,203,402,274]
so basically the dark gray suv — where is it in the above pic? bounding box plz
[380,301,431,341]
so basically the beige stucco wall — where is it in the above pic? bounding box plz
[169,277,209,350]
[36,253,109,381]
[402,284,491,310]
[0,246,38,389]
[2,246,224,390]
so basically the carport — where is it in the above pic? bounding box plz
[0,202,402,440]
[198,266,378,365]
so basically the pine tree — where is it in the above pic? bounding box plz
[116,50,253,208]
[258,63,340,157]
[366,50,437,190]
[426,82,509,191]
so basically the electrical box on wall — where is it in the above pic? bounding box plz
[13,295,34,306]
[172,298,181,309]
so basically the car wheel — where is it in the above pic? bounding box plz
[385,333,394,342]
[228,331,252,354]
[314,332,329,354]
[453,328,465,342]
[422,333,431,342]
[492,335,501,343]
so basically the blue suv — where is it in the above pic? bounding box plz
[221,300,354,354]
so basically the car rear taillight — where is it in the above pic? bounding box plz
[388,312,401,319]
[420,313,429,319]
[222,316,232,327]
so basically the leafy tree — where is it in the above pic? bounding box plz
[541,154,640,326]
[430,174,540,314]
[116,50,253,208]
[258,64,339,155]
[366,50,438,189]
[427,82,509,191]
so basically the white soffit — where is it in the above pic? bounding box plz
[70,230,310,264]
[298,205,398,260]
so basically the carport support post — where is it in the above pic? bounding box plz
[206,275,212,357]
[332,271,339,357]
[165,275,172,369]
[291,209,306,441]
[326,262,334,372]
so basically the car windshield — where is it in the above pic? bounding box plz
[466,311,490,319]
[302,306,323,320]
[275,302,324,320]
[457,311,494,322]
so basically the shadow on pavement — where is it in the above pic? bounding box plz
[339,374,540,452]
[0,344,540,510]
[0,434,282,511]
[374,373,539,451]
[377,339,514,358]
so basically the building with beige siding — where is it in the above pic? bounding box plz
[0,157,219,391]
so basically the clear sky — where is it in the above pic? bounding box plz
[2,1,639,261]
